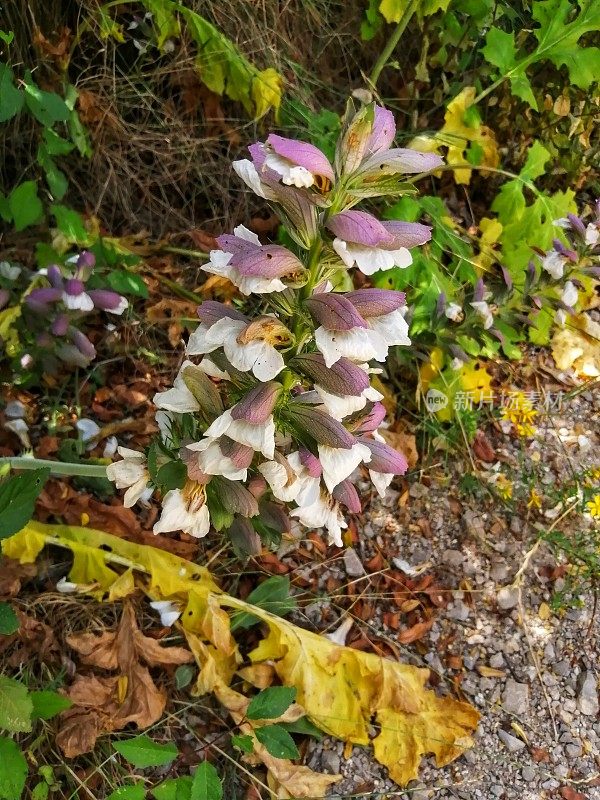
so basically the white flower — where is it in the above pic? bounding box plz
[259,452,320,505]
[199,357,230,380]
[315,384,383,419]
[187,316,285,382]
[314,310,410,368]
[445,302,463,322]
[585,223,599,246]
[203,225,286,296]
[4,418,30,448]
[0,262,21,280]
[153,486,210,538]
[332,238,412,275]
[554,309,567,327]
[63,290,94,311]
[232,159,276,200]
[470,300,494,330]
[153,360,200,413]
[541,250,566,280]
[56,577,79,593]
[264,153,314,188]
[106,447,151,507]
[204,409,275,459]
[291,494,347,547]
[186,438,248,481]
[155,410,177,447]
[561,280,578,307]
[149,600,181,627]
[318,442,371,493]
[450,357,464,370]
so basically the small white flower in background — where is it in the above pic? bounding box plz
[291,493,346,548]
[445,302,463,322]
[76,418,101,449]
[56,577,79,593]
[450,357,464,370]
[325,616,354,646]
[102,436,118,459]
[153,360,200,413]
[561,280,578,308]
[470,300,494,330]
[554,308,567,327]
[586,223,599,246]
[150,600,181,627]
[153,485,211,539]
[541,250,566,280]
[106,447,151,507]
[4,418,31,448]
[0,261,21,281]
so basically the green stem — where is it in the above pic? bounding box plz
[0,457,108,478]
[368,0,419,88]
[162,246,208,260]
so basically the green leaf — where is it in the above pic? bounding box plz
[64,85,93,158]
[0,64,23,123]
[230,576,296,631]
[107,270,149,299]
[30,691,72,720]
[254,725,300,760]
[37,146,68,200]
[106,785,146,800]
[51,204,89,243]
[42,128,75,156]
[143,0,181,49]
[0,677,33,733]
[190,762,222,800]
[231,734,253,754]
[113,736,179,768]
[0,31,15,45]
[0,468,50,540]
[0,737,27,800]
[23,74,70,126]
[8,182,43,232]
[246,686,296,721]
[174,664,195,690]
[152,778,192,800]
[156,461,187,492]
[280,716,324,740]
[0,603,18,635]
[31,782,48,800]
[520,140,551,182]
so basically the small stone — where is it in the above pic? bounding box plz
[553,660,570,677]
[448,601,470,622]
[503,679,530,715]
[320,750,340,774]
[343,547,365,577]
[490,653,505,669]
[577,671,599,716]
[541,779,559,790]
[409,482,428,499]
[498,730,526,752]
[497,586,519,610]
[490,785,504,797]
[442,549,464,568]
[565,743,582,758]
[490,560,510,582]
[521,766,536,782]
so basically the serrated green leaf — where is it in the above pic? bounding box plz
[254,724,300,759]
[8,182,43,232]
[190,762,222,800]
[230,576,296,631]
[231,734,253,753]
[152,778,192,800]
[30,691,72,720]
[37,146,68,200]
[0,603,18,636]
[23,75,70,126]
[0,468,50,540]
[0,677,32,733]
[246,686,296,720]
[0,737,27,800]
[106,784,146,800]
[113,736,178,768]
[0,64,23,123]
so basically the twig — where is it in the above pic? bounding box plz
[368,0,419,88]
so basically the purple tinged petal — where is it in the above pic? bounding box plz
[286,403,355,448]
[553,238,578,261]
[87,289,126,311]
[332,479,362,513]
[197,301,247,326]
[305,293,368,331]
[248,142,267,170]
[259,500,291,534]
[37,332,53,348]
[473,278,485,302]
[65,278,85,297]
[359,438,408,475]
[489,328,505,343]
[567,213,586,238]
[326,210,394,247]
[227,517,262,556]
[231,381,281,424]
[47,265,64,288]
[352,402,387,433]
[71,328,96,360]
[380,220,432,248]
[217,233,261,258]
[500,266,513,291]
[360,147,444,176]
[293,353,369,396]
[267,134,334,180]
[448,344,470,363]
[299,446,322,477]
[219,437,255,468]
[51,314,69,336]
[345,288,405,317]
[0,289,9,311]
[367,106,396,154]
[436,292,446,318]
[25,287,62,312]
[77,250,96,271]
[584,266,600,278]
[236,245,305,278]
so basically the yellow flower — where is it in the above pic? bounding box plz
[500,392,537,437]
[586,466,600,484]
[527,488,542,510]
[586,495,600,519]
[496,473,513,500]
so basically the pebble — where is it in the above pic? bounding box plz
[320,750,340,774]
[502,680,530,715]
[448,600,470,621]
[498,730,526,752]
[565,743,582,758]
[442,549,464,568]
[521,766,536,782]
[497,586,519,610]
[578,671,599,716]
[343,547,365,577]
[490,653,505,669]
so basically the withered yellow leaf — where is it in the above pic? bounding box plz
[551,314,600,378]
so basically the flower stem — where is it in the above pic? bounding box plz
[0,457,108,478]
[368,0,419,88]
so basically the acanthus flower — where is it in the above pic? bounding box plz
[106,447,152,507]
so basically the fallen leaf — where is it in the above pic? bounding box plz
[380,429,419,469]
[397,618,434,644]
[477,666,505,678]
[560,787,586,800]
[0,557,37,598]
[551,314,600,377]
[472,431,495,463]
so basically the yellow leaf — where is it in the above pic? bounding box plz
[252,68,283,119]
[379,0,411,23]
[551,315,600,378]
[475,217,504,273]
[0,305,22,357]
[411,87,499,185]
[4,523,479,790]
